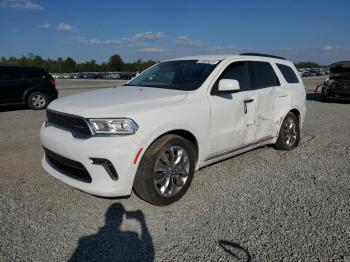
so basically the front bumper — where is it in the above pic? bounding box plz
[40,123,142,197]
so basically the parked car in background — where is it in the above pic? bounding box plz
[40,53,306,205]
[103,73,121,79]
[0,65,58,110]
[321,61,350,101]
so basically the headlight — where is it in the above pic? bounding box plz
[88,118,138,135]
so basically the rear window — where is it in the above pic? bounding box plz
[248,61,280,89]
[22,68,47,79]
[277,64,299,83]
[0,67,21,80]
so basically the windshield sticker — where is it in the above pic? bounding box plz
[197,59,220,65]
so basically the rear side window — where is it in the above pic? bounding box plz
[277,64,299,83]
[215,61,250,92]
[22,68,46,79]
[248,61,280,89]
[0,67,21,80]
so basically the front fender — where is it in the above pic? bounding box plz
[135,123,205,170]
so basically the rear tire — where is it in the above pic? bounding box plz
[275,112,300,151]
[27,92,48,110]
[133,134,196,206]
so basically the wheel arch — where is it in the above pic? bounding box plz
[289,108,301,127]
[139,128,200,169]
[274,107,302,139]
[22,88,48,101]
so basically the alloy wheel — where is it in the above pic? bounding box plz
[153,146,190,198]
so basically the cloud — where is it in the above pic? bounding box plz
[72,32,252,60]
[207,45,252,54]
[322,45,334,51]
[0,0,43,10]
[72,36,121,45]
[137,47,168,53]
[57,22,76,32]
[133,32,164,41]
[73,32,166,48]
[175,36,206,47]
[39,22,50,29]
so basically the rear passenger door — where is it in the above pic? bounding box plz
[0,66,24,103]
[274,63,303,129]
[22,67,48,93]
[246,61,281,143]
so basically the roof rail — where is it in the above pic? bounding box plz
[240,53,286,60]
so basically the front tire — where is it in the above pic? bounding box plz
[275,112,300,150]
[133,134,196,206]
[27,92,48,110]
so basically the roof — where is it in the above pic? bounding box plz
[169,53,287,62]
[170,54,239,61]
[330,61,350,68]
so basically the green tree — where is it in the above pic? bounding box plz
[1,53,156,73]
[17,55,30,65]
[295,62,321,69]
[32,55,44,67]
[107,54,124,71]
[64,57,77,72]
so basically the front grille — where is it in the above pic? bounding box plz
[46,110,92,137]
[44,147,92,183]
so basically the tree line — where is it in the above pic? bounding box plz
[1,53,326,72]
[0,53,157,73]
[294,62,323,69]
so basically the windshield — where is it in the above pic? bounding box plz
[126,60,220,91]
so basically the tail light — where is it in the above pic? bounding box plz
[50,79,56,87]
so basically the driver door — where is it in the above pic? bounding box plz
[208,61,257,157]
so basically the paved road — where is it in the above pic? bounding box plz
[0,77,349,261]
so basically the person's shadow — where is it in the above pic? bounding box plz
[69,203,154,262]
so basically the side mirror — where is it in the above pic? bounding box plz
[218,79,240,93]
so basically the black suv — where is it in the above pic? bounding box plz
[0,65,58,110]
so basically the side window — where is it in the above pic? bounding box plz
[22,68,46,79]
[0,67,21,81]
[248,61,280,89]
[214,61,250,92]
[277,63,299,83]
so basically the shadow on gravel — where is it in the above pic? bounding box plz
[69,203,154,262]
[0,104,29,112]
[219,240,251,262]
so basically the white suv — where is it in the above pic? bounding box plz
[40,53,306,205]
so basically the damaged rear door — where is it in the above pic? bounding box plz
[244,61,281,143]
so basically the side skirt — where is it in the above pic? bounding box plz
[202,136,274,167]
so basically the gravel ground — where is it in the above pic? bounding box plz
[0,77,349,261]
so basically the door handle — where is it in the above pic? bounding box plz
[278,92,288,97]
[244,99,254,114]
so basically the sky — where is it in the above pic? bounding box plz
[0,0,349,64]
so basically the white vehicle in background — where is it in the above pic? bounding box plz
[40,53,306,205]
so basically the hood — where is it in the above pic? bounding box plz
[48,85,187,118]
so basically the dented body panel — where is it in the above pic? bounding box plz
[322,61,350,100]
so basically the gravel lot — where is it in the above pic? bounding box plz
[0,77,349,261]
